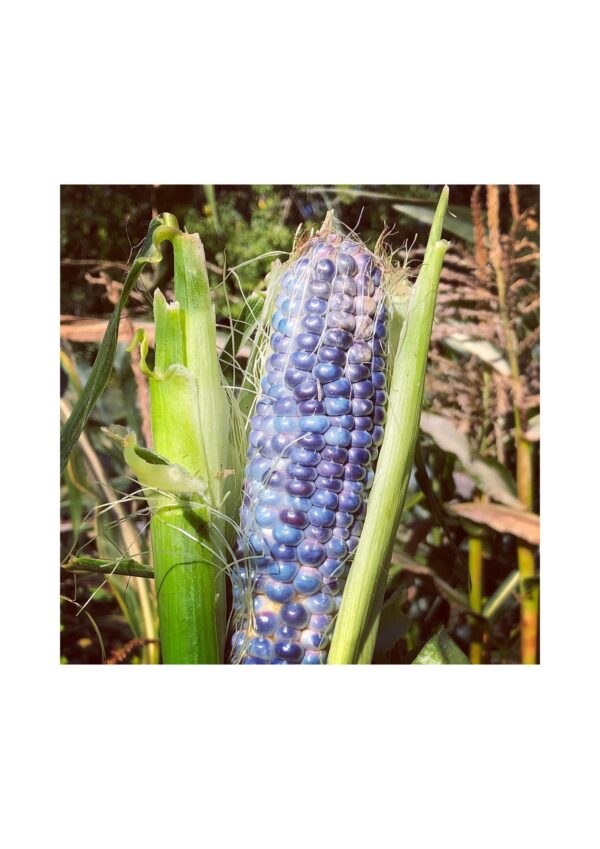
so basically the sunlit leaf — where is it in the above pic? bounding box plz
[413,629,470,664]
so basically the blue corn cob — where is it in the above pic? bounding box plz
[231,231,388,664]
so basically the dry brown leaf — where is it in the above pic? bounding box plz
[449,502,539,545]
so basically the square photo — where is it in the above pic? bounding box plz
[60,185,540,665]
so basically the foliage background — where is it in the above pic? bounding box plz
[60,184,540,664]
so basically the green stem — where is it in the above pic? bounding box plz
[328,188,449,664]
[488,193,538,664]
[468,536,484,664]
[64,556,154,579]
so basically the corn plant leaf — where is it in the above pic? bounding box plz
[442,333,511,376]
[393,203,475,244]
[449,502,540,545]
[413,629,470,664]
[420,412,522,509]
[60,214,180,473]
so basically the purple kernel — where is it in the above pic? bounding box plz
[265,468,286,488]
[254,610,277,635]
[268,544,298,564]
[325,537,348,559]
[288,463,317,481]
[300,434,326,452]
[274,415,300,434]
[294,332,321,352]
[344,463,366,482]
[306,593,335,614]
[337,254,357,276]
[312,489,339,510]
[327,311,355,332]
[294,567,322,596]
[352,398,373,416]
[306,526,332,543]
[249,637,275,661]
[353,380,374,399]
[316,258,336,281]
[347,536,360,553]
[321,445,348,463]
[347,342,372,363]
[344,480,364,494]
[273,524,303,546]
[265,579,295,603]
[299,415,329,433]
[347,363,371,383]
[339,490,361,512]
[374,390,387,405]
[297,399,325,415]
[332,275,357,296]
[271,434,295,457]
[289,447,320,466]
[293,379,319,401]
[273,397,297,415]
[309,281,331,299]
[307,506,336,527]
[274,641,304,663]
[275,624,301,641]
[354,416,374,431]
[374,406,386,425]
[280,509,309,529]
[335,511,354,529]
[330,292,355,312]
[319,558,346,579]
[328,414,354,430]
[372,425,385,445]
[373,372,386,389]
[317,459,344,478]
[302,313,325,334]
[323,328,353,350]
[294,257,310,277]
[305,297,328,315]
[318,346,346,366]
[348,447,370,465]
[315,476,344,493]
[309,613,333,632]
[325,427,352,447]
[291,351,317,371]
[323,378,352,398]
[314,362,344,383]
[268,560,298,580]
[324,396,351,416]
[286,479,316,497]
[297,540,326,566]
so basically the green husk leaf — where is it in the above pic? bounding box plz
[60,214,181,473]
[413,629,470,664]
[328,187,450,665]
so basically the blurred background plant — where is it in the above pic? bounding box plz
[60,184,539,664]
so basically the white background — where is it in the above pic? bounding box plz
[2,1,598,847]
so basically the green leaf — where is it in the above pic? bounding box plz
[393,203,475,244]
[60,214,181,473]
[413,629,470,664]
[420,412,522,509]
[329,188,450,665]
